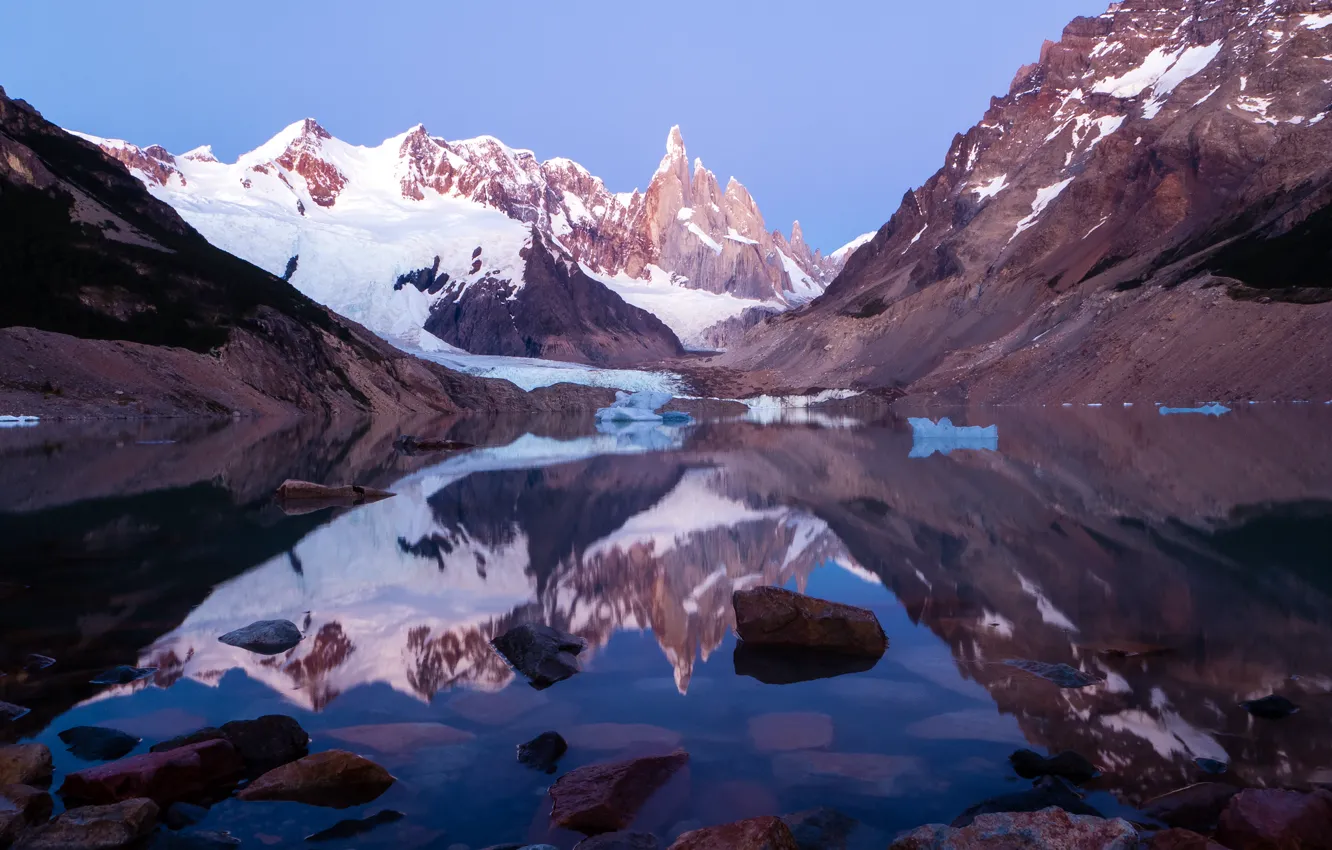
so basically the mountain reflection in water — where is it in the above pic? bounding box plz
[2,407,1332,844]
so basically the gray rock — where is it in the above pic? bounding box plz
[491,624,586,689]
[0,744,52,786]
[15,797,159,849]
[217,619,303,655]
[59,727,142,762]
[90,666,158,686]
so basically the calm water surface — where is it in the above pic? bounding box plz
[2,407,1331,848]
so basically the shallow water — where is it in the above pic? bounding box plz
[2,407,1331,847]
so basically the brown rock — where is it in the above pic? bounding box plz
[15,798,158,850]
[890,808,1137,849]
[550,750,690,835]
[324,722,474,754]
[747,713,834,752]
[1148,828,1230,850]
[237,749,395,809]
[1216,788,1332,850]
[1144,783,1242,833]
[669,816,799,850]
[60,739,243,807]
[732,587,886,657]
[0,745,52,787]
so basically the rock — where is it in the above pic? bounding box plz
[1239,695,1300,719]
[15,798,159,850]
[1147,828,1229,850]
[60,739,244,807]
[669,816,799,849]
[217,620,303,655]
[217,715,309,769]
[150,730,225,755]
[518,731,568,774]
[0,701,31,723]
[732,643,878,685]
[0,745,52,787]
[159,829,242,848]
[891,808,1137,850]
[575,831,660,849]
[1194,758,1228,776]
[325,722,471,755]
[59,728,142,762]
[491,623,587,690]
[781,808,857,850]
[163,801,208,829]
[1216,788,1332,850]
[732,587,887,658]
[1003,660,1104,688]
[22,655,55,672]
[772,752,920,797]
[1143,783,1241,833]
[274,480,395,514]
[550,750,690,834]
[1009,750,1099,784]
[0,784,53,846]
[305,809,405,841]
[953,777,1102,827]
[747,713,833,752]
[237,749,395,809]
[393,435,475,454]
[90,667,158,686]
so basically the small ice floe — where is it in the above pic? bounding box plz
[909,417,999,458]
[0,415,39,428]
[1123,403,1134,407]
[594,391,692,424]
[1159,403,1230,416]
[1087,403,1103,408]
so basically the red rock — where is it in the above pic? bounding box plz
[732,587,887,657]
[237,749,394,809]
[564,724,682,753]
[669,815,799,849]
[890,808,1138,849]
[1216,788,1332,850]
[550,750,690,835]
[324,722,474,754]
[746,712,834,752]
[16,798,159,849]
[59,739,243,806]
[1148,828,1230,850]
[0,745,52,787]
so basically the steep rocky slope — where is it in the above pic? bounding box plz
[81,122,856,356]
[0,87,591,417]
[727,0,1332,402]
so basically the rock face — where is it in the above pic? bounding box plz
[732,587,887,657]
[892,808,1138,850]
[549,750,690,835]
[668,816,799,850]
[1215,788,1332,850]
[236,749,394,809]
[59,739,244,806]
[15,798,159,850]
[491,623,588,689]
[725,0,1332,402]
[0,745,52,787]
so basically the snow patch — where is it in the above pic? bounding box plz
[1011,178,1075,241]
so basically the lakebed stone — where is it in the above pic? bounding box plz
[236,749,394,809]
[892,808,1137,850]
[1146,828,1229,850]
[1009,749,1098,784]
[1216,788,1332,850]
[15,797,159,850]
[60,739,243,807]
[491,623,587,690]
[59,727,141,762]
[732,587,886,658]
[0,745,52,787]
[952,777,1101,827]
[0,784,53,846]
[781,807,857,850]
[668,816,799,849]
[1143,783,1241,833]
[518,731,568,773]
[550,750,690,834]
[1003,660,1104,689]
[89,666,158,686]
[217,620,303,655]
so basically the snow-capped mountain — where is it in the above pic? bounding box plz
[76,122,859,360]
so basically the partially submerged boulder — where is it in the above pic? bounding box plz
[15,797,159,849]
[550,750,689,834]
[1216,788,1332,850]
[1009,750,1099,784]
[732,587,886,658]
[0,744,52,787]
[491,623,587,689]
[274,479,395,514]
[59,739,244,806]
[669,816,798,849]
[236,750,394,809]
[217,620,303,655]
[891,808,1137,850]
[58,727,142,762]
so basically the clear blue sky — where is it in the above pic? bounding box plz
[1,0,1105,252]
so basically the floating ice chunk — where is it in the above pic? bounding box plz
[909,417,999,458]
[1159,403,1230,416]
[1123,403,1134,407]
[594,391,692,424]
[0,415,39,428]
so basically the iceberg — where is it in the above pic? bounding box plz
[594,391,692,424]
[0,415,39,428]
[909,417,999,458]
[1158,403,1230,416]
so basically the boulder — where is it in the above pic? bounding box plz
[217,620,303,655]
[58,727,142,762]
[89,667,157,686]
[59,739,244,806]
[1239,695,1300,719]
[1216,788,1332,850]
[732,643,878,685]
[781,808,858,850]
[891,808,1137,849]
[305,809,405,842]
[518,731,568,774]
[491,623,587,689]
[1147,828,1230,850]
[0,745,52,787]
[1143,783,1241,833]
[732,587,886,658]
[1009,750,1099,784]
[0,784,53,846]
[15,798,158,849]
[236,749,394,809]
[669,816,799,849]
[0,701,31,723]
[575,831,660,849]
[953,777,1102,827]
[550,751,689,834]
[274,480,395,514]
[216,715,309,769]
[163,801,208,829]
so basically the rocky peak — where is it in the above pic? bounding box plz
[271,118,345,208]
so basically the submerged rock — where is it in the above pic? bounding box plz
[575,832,660,849]
[781,807,858,850]
[216,715,309,770]
[274,479,395,515]
[1216,788,1332,850]
[594,391,692,424]
[732,643,879,685]
[732,587,887,658]
[491,623,587,689]
[518,731,568,774]
[59,727,142,762]
[22,654,56,672]
[953,776,1102,827]
[1003,660,1104,689]
[1009,750,1099,784]
[0,744,52,786]
[217,620,303,655]
[157,828,242,848]
[1145,828,1229,850]
[60,739,244,807]
[393,435,474,454]
[550,750,690,834]
[237,749,394,809]
[1239,694,1300,719]
[163,801,208,830]
[16,798,159,850]
[0,701,31,723]
[892,808,1137,850]
[1142,783,1240,833]
[305,809,405,842]
[669,816,798,849]
[1194,758,1228,775]
[89,666,158,686]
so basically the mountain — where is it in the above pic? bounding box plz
[0,86,602,417]
[725,0,1332,402]
[77,122,854,360]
